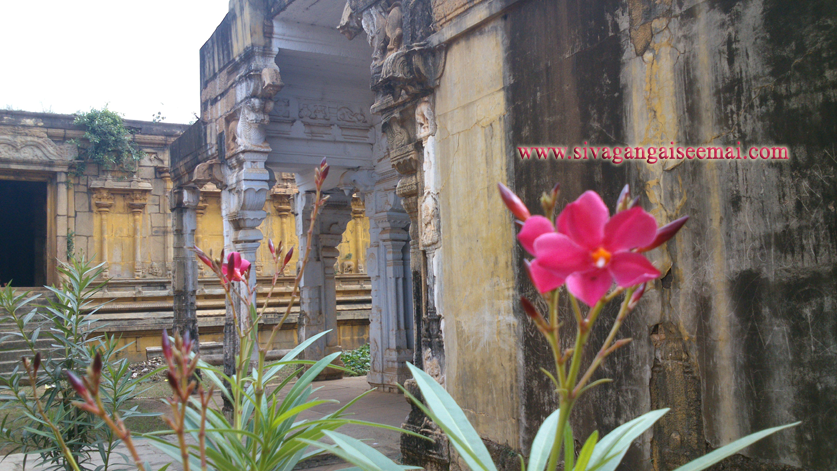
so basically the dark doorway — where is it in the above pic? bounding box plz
[0,180,48,287]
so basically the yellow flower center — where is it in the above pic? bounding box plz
[591,247,612,268]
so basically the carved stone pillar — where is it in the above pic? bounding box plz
[376,210,412,392]
[195,194,208,277]
[170,186,201,345]
[92,189,114,278]
[223,148,270,355]
[127,191,149,279]
[351,196,366,273]
[272,193,293,275]
[158,168,174,277]
[296,192,352,379]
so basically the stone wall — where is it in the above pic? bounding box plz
[0,110,374,363]
[424,0,837,469]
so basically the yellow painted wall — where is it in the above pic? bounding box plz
[190,192,369,277]
[435,18,520,449]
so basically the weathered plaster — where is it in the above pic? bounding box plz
[436,18,519,448]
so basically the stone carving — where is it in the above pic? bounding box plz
[382,115,411,150]
[92,188,114,210]
[148,262,165,278]
[415,98,436,141]
[384,3,403,56]
[299,104,330,121]
[361,4,389,75]
[0,135,65,161]
[228,65,284,153]
[338,1,363,39]
[419,193,440,249]
[192,159,225,188]
[235,98,271,150]
[337,106,368,124]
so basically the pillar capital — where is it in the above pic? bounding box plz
[170,185,201,211]
[92,188,114,212]
[127,190,149,214]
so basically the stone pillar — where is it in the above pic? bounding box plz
[158,168,174,277]
[223,149,270,359]
[92,189,114,278]
[56,172,69,264]
[195,194,208,277]
[351,197,366,273]
[170,186,201,345]
[272,193,293,274]
[377,210,412,391]
[296,192,352,378]
[128,191,149,279]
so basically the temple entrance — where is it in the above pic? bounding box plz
[0,180,48,287]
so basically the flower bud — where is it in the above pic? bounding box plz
[550,182,561,202]
[33,353,41,375]
[320,157,328,169]
[497,183,531,221]
[616,184,630,212]
[66,371,89,399]
[92,353,102,376]
[268,239,275,256]
[628,196,641,209]
[166,370,179,392]
[193,246,212,269]
[183,330,193,354]
[639,215,689,252]
[520,296,550,332]
[283,246,294,266]
[161,329,173,364]
[628,282,646,310]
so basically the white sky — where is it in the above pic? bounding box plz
[0,1,230,124]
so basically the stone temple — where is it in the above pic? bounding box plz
[3,0,837,469]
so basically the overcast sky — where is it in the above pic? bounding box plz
[0,1,230,124]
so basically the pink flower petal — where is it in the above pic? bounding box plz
[518,216,555,255]
[566,269,613,307]
[608,252,660,287]
[556,191,609,250]
[526,259,566,294]
[239,258,251,276]
[603,207,658,252]
[533,233,592,277]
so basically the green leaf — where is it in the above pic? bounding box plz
[527,409,560,471]
[407,363,497,471]
[672,422,800,471]
[587,409,668,471]
[573,431,598,471]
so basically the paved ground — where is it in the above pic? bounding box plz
[0,376,410,471]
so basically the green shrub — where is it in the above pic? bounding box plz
[72,108,144,176]
[0,257,151,471]
[341,344,370,376]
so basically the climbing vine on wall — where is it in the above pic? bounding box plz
[71,108,144,176]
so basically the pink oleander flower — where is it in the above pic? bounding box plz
[518,191,661,306]
[221,252,251,283]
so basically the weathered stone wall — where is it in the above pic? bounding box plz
[436,16,520,449]
[429,0,836,469]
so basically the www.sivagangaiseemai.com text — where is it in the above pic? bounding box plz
[517,142,789,164]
